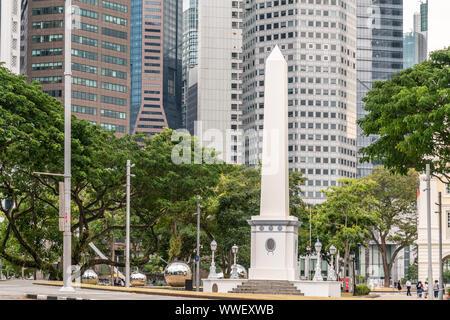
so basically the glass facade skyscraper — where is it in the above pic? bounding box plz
[130,0,183,135]
[403,31,426,70]
[181,0,198,129]
[356,0,403,178]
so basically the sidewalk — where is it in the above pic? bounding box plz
[33,281,419,300]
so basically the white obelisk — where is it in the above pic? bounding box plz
[248,46,301,281]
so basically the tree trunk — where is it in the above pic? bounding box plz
[380,238,391,288]
[342,240,349,290]
[110,233,115,286]
[365,238,370,284]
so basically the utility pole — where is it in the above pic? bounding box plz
[125,160,134,288]
[196,195,201,292]
[425,164,433,300]
[60,0,73,292]
[437,192,443,300]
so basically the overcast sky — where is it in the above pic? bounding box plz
[404,0,450,54]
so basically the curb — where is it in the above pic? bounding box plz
[25,293,91,300]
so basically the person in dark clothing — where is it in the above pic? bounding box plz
[417,281,423,298]
[397,281,402,291]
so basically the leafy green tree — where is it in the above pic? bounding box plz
[364,167,419,287]
[314,178,378,283]
[0,65,66,278]
[357,48,450,181]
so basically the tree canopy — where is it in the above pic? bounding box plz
[357,48,450,181]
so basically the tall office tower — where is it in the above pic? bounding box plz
[404,0,427,69]
[242,0,358,205]
[403,31,426,69]
[181,0,198,129]
[20,0,130,134]
[356,0,403,178]
[130,0,183,136]
[185,0,243,164]
[0,0,21,74]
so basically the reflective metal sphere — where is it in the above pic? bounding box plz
[81,269,99,285]
[130,271,147,287]
[235,264,248,279]
[164,262,192,287]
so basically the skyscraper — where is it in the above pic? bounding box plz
[181,0,198,130]
[356,0,403,178]
[242,0,358,205]
[0,0,21,74]
[130,0,183,136]
[403,0,427,70]
[21,0,131,134]
[184,0,243,164]
[403,31,426,69]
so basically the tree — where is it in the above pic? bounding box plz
[314,178,378,285]
[357,48,450,181]
[365,167,419,287]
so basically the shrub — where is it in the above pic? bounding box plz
[356,284,371,296]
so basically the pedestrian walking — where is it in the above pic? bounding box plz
[424,282,428,299]
[406,279,412,296]
[397,280,402,291]
[433,280,439,298]
[417,281,423,298]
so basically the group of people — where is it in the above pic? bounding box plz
[397,279,441,298]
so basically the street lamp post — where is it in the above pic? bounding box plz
[306,245,311,280]
[195,195,201,291]
[328,245,337,281]
[208,240,218,279]
[313,238,323,281]
[125,160,135,288]
[230,245,239,279]
[425,164,433,300]
[352,253,357,296]
[60,0,73,292]
[437,192,443,300]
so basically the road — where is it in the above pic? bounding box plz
[0,280,203,300]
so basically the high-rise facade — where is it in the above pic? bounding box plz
[356,0,403,178]
[403,31,426,69]
[21,0,130,134]
[0,0,21,74]
[181,0,198,129]
[130,0,183,136]
[242,0,358,205]
[403,1,427,70]
[185,0,243,164]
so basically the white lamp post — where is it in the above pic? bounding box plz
[230,245,239,279]
[328,245,337,281]
[313,238,323,281]
[208,240,218,279]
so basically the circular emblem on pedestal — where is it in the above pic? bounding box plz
[259,226,264,231]
[265,238,276,253]
[268,226,273,231]
[277,225,283,231]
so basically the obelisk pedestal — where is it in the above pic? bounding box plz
[247,46,301,281]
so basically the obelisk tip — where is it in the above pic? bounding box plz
[267,45,285,62]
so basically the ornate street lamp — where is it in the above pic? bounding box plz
[313,238,323,281]
[328,245,337,281]
[208,240,218,279]
[230,244,239,279]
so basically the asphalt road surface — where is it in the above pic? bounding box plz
[0,280,202,300]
